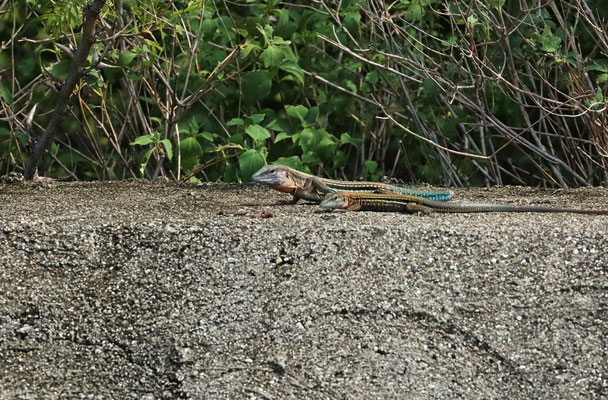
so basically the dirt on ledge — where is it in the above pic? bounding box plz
[1,180,607,399]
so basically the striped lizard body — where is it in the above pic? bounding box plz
[252,165,452,203]
[319,192,608,215]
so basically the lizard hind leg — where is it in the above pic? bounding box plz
[373,187,394,195]
[406,203,434,215]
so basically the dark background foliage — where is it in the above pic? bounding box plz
[1,0,607,186]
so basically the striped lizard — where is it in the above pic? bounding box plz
[252,165,452,203]
[319,192,608,215]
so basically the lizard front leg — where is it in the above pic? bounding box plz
[294,177,332,202]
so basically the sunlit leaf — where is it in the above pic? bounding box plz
[130,135,155,146]
[239,149,266,181]
[160,139,173,160]
[261,45,284,68]
[119,50,136,67]
[245,124,271,142]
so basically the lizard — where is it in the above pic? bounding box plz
[319,191,608,215]
[252,164,453,203]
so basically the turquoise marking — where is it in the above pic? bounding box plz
[386,185,451,202]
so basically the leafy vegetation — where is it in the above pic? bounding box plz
[1,0,607,186]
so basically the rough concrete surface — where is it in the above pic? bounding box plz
[0,180,607,399]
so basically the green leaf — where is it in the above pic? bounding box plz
[239,149,266,181]
[48,59,71,79]
[180,136,203,158]
[227,118,245,127]
[136,147,154,177]
[226,118,245,126]
[224,163,240,183]
[344,12,361,36]
[143,147,155,162]
[0,85,12,105]
[314,137,336,161]
[339,133,362,149]
[241,71,272,103]
[295,128,315,152]
[421,79,441,104]
[285,105,308,123]
[200,132,216,142]
[150,117,163,126]
[333,151,347,169]
[119,50,136,67]
[260,45,284,68]
[594,87,604,103]
[345,80,357,94]
[304,107,319,127]
[586,60,608,73]
[274,132,292,143]
[276,9,298,39]
[249,113,265,124]
[365,160,378,173]
[487,0,506,8]
[274,156,303,170]
[540,27,561,53]
[279,61,304,86]
[266,116,290,133]
[130,135,155,146]
[160,139,173,160]
[301,151,321,165]
[201,19,219,38]
[272,36,291,46]
[405,3,423,21]
[365,71,379,85]
[597,74,608,84]
[241,42,261,58]
[245,124,271,142]
[256,24,273,45]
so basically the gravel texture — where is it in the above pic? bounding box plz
[1,180,607,399]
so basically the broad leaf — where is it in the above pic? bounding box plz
[241,71,272,102]
[274,132,292,143]
[119,50,136,67]
[180,136,203,159]
[285,105,308,123]
[274,156,303,170]
[304,107,319,127]
[130,135,155,146]
[249,113,266,124]
[339,133,362,149]
[239,149,266,181]
[540,27,561,53]
[365,71,379,85]
[227,118,244,127]
[160,139,173,160]
[279,61,304,85]
[487,0,506,8]
[365,160,378,173]
[261,45,283,68]
[245,124,271,142]
[0,85,12,104]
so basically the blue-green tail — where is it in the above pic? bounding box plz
[387,185,452,202]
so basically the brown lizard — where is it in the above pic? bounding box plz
[252,165,452,203]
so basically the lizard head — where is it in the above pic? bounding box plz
[252,165,288,185]
[252,164,297,193]
[319,192,350,209]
